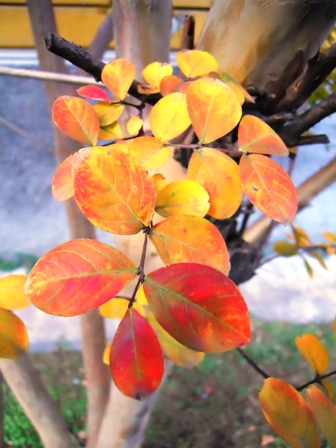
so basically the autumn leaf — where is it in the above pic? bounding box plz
[0,309,29,359]
[160,75,184,96]
[150,173,168,194]
[259,378,320,448]
[143,263,250,353]
[77,85,110,102]
[93,101,124,127]
[186,78,242,144]
[52,154,74,202]
[219,72,254,104]
[73,147,155,235]
[102,59,136,100]
[98,122,123,140]
[149,215,230,274]
[155,180,210,218]
[176,50,218,78]
[295,334,329,375]
[273,241,298,256]
[52,96,100,146]
[110,308,164,399]
[25,239,138,316]
[239,154,297,225]
[0,274,30,310]
[99,297,146,319]
[238,115,289,157]
[187,147,243,219]
[142,62,173,93]
[126,116,143,136]
[128,136,171,171]
[149,92,191,142]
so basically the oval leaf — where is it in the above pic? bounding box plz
[149,215,230,275]
[77,85,110,102]
[128,136,171,171]
[273,241,298,256]
[155,180,210,218]
[239,154,297,225]
[186,79,242,144]
[73,147,155,234]
[110,308,164,399]
[149,92,191,142]
[143,62,173,92]
[0,309,29,359]
[176,50,218,78]
[102,59,136,100]
[52,154,74,202]
[295,334,329,375]
[126,116,143,137]
[143,263,250,353]
[52,96,100,146]
[238,115,289,157]
[259,378,320,448]
[25,239,137,316]
[98,122,123,140]
[187,147,243,219]
[0,274,30,310]
[160,75,184,96]
[94,101,124,127]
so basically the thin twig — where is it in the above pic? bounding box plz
[236,348,270,379]
[296,369,336,391]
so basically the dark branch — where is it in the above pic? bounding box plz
[181,15,195,51]
[236,348,270,380]
[45,33,162,105]
[296,369,336,392]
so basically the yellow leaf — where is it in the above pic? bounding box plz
[273,241,298,256]
[102,59,136,100]
[94,102,124,127]
[0,309,29,359]
[98,122,123,140]
[99,298,129,319]
[126,116,143,136]
[103,340,112,365]
[321,380,335,401]
[187,147,243,219]
[142,62,173,92]
[151,173,168,195]
[0,275,30,310]
[295,334,329,375]
[149,92,191,142]
[176,50,218,78]
[186,79,242,144]
[155,180,210,218]
[128,136,171,171]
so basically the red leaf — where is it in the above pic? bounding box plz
[143,263,250,353]
[25,239,137,316]
[110,308,164,399]
[77,85,110,102]
[52,154,74,202]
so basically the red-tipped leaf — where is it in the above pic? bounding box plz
[52,154,74,202]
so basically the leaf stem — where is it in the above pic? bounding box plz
[128,226,150,308]
[236,347,270,379]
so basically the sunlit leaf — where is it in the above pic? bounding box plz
[103,340,112,365]
[295,334,329,375]
[160,75,184,96]
[0,275,30,310]
[52,96,100,146]
[99,297,145,319]
[219,72,254,103]
[77,85,110,102]
[148,314,204,368]
[25,239,137,316]
[73,147,155,234]
[151,173,168,194]
[273,241,298,256]
[321,380,335,401]
[143,263,250,353]
[238,115,289,157]
[149,92,191,142]
[187,147,243,219]
[306,385,336,448]
[142,62,173,93]
[177,50,218,78]
[292,226,311,247]
[303,257,314,277]
[110,308,164,399]
[239,154,297,225]
[149,215,230,274]
[98,122,123,140]
[155,180,210,218]
[0,309,29,359]
[94,102,124,127]
[323,231,336,243]
[128,136,171,171]
[102,59,136,100]
[186,78,242,144]
[309,251,327,269]
[259,378,320,448]
[126,116,143,136]
[52,154,74,202]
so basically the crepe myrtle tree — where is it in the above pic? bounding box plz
[1,1,336,448]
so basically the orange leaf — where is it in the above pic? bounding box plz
[73,147,155,234]
[102,59,136,100]
[321,380,335,401]
[295,334,329,375]
[306,385,336,448]
[187,147,243,219]
[52,154,74,202]
[238,115,289,157]
[149,215,230,275]
[0,309,29,359]
[186,79,242,144]
[239,154,297,225]
[25,239,137,316]
[52,96,100,146]
[219,72,254,104]
[259,378,320,448]
[176,50,218,78]
[93,101,124,127]
[142,62,173,92]
[149,92,191,142]
[155,180,210,218]
[160,75,184,96]
[144,263,250,353]
[0,275,30,310]
[110,308,164,399]
[128,136,171,170]
[77,85,110,102]
[126,116,143,136]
